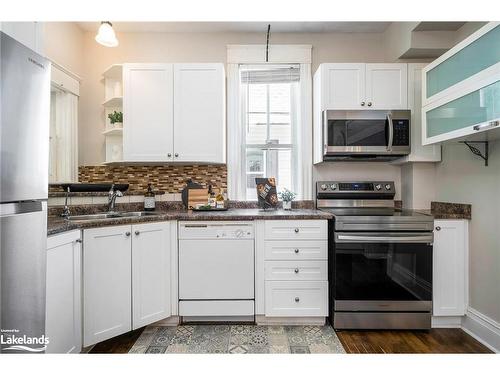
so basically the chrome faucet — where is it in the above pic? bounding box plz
[61,186,71,218]
[108,184,123,212]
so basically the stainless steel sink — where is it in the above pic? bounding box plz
[117,211,160,218]
[66,211,160,221]
[66,213,122,221]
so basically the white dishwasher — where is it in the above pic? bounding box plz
[178,221,255,321]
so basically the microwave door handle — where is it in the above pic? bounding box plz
[386,112,394,152]
[323,110,328,154]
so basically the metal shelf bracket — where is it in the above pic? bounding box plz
[460,141,489,166]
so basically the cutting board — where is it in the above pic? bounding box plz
[187,188,208,209]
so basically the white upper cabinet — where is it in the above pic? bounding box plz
[0,22,43,54]
[314,63,408,111]
[123,64,174,161]
[132,222,172,329]
[433,220,468,317]
[321,63,366,109]
[365,64,408,109]
[121,63,225,164]
[173,64,226,163]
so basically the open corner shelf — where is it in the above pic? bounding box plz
[102,64,123,80]
[102,97,123,107]
[102,128,123,136]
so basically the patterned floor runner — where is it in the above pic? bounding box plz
[129,324,345,354]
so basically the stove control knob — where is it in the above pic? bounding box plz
[235,229,243,238]
[330,184,337,190]
[375,184,382,191]
[385,184,391,190]
[320,184,327,191]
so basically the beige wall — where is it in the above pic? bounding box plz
[435,141,500,322]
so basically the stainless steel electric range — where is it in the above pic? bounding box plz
[316,181,434,330]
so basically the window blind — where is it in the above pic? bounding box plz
[240,66,300,84]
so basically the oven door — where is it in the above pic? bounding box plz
[333,232,433,312]
[323,110,410,156]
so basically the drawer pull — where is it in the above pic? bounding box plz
[295,297,300,302]
[294,248,299,254]
[294,268,299,274]
[435,226,441,231]
[294,228,299,233]
[135,230,140,235]
[125,231,131,237]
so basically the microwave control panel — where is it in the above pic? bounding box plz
[392,120,410,146]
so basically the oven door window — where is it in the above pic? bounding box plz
[334,241,432,302]
[328,119,388,147]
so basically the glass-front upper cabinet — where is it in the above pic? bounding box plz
[423,22,500,145]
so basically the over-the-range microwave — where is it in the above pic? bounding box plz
[321,109,411,161]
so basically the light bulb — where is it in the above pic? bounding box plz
[95,21,118,47]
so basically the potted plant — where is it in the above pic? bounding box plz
[278,188,296,210]
[108,111,123,128]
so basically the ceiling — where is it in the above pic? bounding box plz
[77,22,392,33]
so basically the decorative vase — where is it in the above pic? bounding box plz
[283,201,292,210]
[112,122,123,129]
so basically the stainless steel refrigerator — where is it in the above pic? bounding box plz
[0,32,51,353]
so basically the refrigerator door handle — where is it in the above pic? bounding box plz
[0,201,45,216]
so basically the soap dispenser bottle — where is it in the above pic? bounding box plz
[144,183,156,211]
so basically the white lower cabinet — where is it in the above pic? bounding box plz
[132,222,172,329]
[45,230,82,353]
[433,219,468,317]
[258,220,329,320]
[83,222,173,347]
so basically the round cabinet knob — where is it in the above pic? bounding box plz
[294,268,299,274]
[294,228,300,233]
[294,248,299,254]
[385,184,391,190]
[75,239,82,243]
[320,184,327,191]
[168,153,172,157]
[135,230,140,235]
[174,153,179,157]
[361,102,366,106]
[375,184,382,191]
[435,226,441,231]
[330,184,337,190]
[125,231,131,237]
[367,102,372,107]
[295,297,300,302]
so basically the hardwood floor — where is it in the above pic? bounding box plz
[336,329,492,354]
[87,326,492,354]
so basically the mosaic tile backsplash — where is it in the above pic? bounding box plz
[49,165,227,194]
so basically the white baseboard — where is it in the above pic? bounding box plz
[432,316,462,328]
[461,307,500,353]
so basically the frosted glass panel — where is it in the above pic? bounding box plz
[426,25,500,98]
[426,80,500,137]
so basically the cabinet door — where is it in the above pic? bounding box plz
[45,230,81,354]
[132,222,171,329]
[366,64,408,109]
[173,64,225,163]
[123,64,174,161]
[83,226,132,347]
[322,63,366,109]
[433,220,467,316]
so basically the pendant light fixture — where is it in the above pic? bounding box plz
[95,21,119,47]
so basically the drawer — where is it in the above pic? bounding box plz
[264,220,327,240]
[265,261,327,281]
[264,240,327,260]
[265,281,328,317]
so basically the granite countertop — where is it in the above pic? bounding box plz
[47,208,333,236]
[417,201,472,220]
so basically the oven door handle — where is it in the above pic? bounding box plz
[386,112,394,152]
[335,233,433,243]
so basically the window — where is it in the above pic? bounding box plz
[240,64,300,200]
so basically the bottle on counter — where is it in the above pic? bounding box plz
[208,185,217,208]
[144,183,156,211]
[216,188,225,209]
